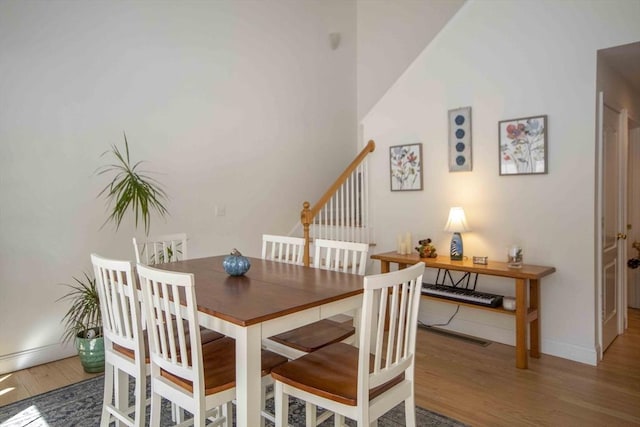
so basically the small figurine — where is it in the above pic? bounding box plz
[416,238,437,258]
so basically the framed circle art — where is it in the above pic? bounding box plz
[448,106,472,172]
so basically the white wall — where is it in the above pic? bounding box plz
[356,0,465,121]
[0,0,357,373]
[363,0,640,365]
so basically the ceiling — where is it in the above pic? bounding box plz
[598,41,640,93]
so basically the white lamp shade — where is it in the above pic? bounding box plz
[444,207,470,233]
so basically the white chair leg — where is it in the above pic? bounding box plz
[149,391,162,427]
[115,369,128,427]
[100,363,114,427]
[404,396,416,427]
[334,413,345,427]
[275,382,288,427]
[133,372,145,426]
[171,403,184,423]
[223,402,233,427]
[261,384,267,427]
[305,402,316,427]
[193,405,205,427]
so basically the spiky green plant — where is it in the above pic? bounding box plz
[96,132,168,235]
[57,273,101,343]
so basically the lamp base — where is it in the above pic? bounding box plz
[450,232,463,261]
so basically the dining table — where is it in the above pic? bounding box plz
[153,255,365,427]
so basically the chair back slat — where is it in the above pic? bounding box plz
[91,254,143,354]
[262,234,305,264]
[384,286,399,370]
[358,262,424,393]
[133,233,188,265]
[373,288,387,371]
[137,263,203,389]
[313,239,368,275]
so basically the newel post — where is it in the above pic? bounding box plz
[301,201,312,267]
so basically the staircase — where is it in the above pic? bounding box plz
[300,140,376,266]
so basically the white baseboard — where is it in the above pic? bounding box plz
[542,338,598,366]
[0,343,76,375]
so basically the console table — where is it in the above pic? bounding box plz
[370,251,556,369]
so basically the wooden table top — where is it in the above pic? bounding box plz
[153,256,364,327]
[371,251,556,280]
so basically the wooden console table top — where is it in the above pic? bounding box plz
[371,252,555,279]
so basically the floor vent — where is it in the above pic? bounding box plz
[419,324,491,347]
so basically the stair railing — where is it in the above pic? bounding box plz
[301,140,376,266]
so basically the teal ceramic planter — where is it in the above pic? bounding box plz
[76,330,105,373]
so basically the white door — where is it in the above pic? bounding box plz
[599,95,628,354]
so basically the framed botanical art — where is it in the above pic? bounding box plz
[389,143,423,191]
[448,106,472,172]
[499,115,548,175]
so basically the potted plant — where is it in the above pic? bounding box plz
[57,273,104,373]
[57,134,170,372]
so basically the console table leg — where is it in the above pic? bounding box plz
[515,278,528,369]
[380,260,390,274]
[529,279,541,358]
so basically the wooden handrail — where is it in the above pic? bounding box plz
[301,140,375,266]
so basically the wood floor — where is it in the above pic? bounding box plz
[1,309,639,426]
[414,308,640,426]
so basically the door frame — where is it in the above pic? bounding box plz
[595,92,629,360]
[628,122,640,309]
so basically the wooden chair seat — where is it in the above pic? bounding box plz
[271,342,403,406]
[113,326,224,362]
[161,337,288,395]
[269,319,355,353]
[261,237,367,363]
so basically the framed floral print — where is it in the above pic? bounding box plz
[389,143,423,191]
[499,115,548,175]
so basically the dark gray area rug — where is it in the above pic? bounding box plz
[0,375,466,426]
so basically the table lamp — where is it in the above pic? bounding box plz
[444,207,470,261]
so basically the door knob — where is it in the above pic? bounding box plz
[617,233,627,240]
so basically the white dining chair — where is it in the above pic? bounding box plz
[91,254,147,427]
[271,261,425,427]
[261,237,368,424]
[133,233,188,265]
[261,234,305,265]
[313,238,369,276]
[132,232,192,420]
[136,263,287,427]
[264,238,369,360]
[92,253,225,426]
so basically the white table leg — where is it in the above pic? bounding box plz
[235,324,262,427]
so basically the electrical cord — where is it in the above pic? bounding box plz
[418,304,460,328]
